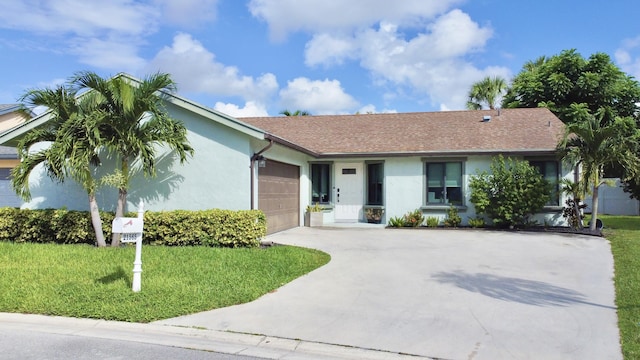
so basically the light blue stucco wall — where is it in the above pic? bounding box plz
[310,155,572,227]
[21,102,260,213]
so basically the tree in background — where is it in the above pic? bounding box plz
[502,49,640,124]
[466,76,507,110]
[503,49,640,201]
[280,109,311,116]
[72,72,194,246]
[12,86,109,246]
[557,104,640,231]
[469,155,552,228]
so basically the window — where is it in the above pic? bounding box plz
[311,163,331,204]
[366,162,384,205]
[426,162,463,205]
[0,168,11,180]
[530,160,560,206]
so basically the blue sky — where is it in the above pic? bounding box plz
[1,0,639,117]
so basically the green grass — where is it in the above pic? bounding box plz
[0,243,329,322]
[597,215,640,359]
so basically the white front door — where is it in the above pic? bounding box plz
[334,163,363,222]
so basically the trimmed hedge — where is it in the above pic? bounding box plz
[0,208,266,248]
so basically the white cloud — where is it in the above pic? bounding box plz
[0,0,222,73]
[305,34,357,67]
[357,104,377,114]
[0,0,160,72]
[248,0,462,41]
[214,101,269,117]
[147,33,279,103]
[153,0,219,27]
[69,36,146,71]
[304,9,506,110]
[279,77,359,115]
[0,0,158,36]
[616,36,640,79]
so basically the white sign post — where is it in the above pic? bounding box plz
[112,200,145,292]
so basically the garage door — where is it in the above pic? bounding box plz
[258,160,300,234]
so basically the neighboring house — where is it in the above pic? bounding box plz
[0,104,29,207]
[0,104,28,132]
[0,78,571,233]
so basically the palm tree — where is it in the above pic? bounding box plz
[12,86,109,246]
[557,104,640,231]
[280,109,311,116]
[466,76,508,110]
[559,178,587,230]
[523,56,547,72]
[71,72,194,246]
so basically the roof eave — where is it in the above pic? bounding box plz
[264,133,320,157]
[0,111,52,147]
[312,149,559,159]
[163,93,266,140]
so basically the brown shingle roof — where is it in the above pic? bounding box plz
[240,108,564,157]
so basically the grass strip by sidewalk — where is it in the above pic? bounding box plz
[599,215,640,359]
[0,243,329,323]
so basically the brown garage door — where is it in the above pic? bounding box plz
[258,159,300,234]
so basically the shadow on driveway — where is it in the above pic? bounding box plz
[432,270,615,309]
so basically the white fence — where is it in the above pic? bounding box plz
[584,178,640,216]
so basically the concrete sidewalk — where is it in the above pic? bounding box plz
[157,227,623,360]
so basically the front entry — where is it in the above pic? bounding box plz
[334,163,363,222]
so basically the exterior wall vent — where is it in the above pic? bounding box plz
[483,115,491,122]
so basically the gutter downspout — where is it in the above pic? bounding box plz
[250,140,274,209]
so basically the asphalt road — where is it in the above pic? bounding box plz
[0,328,265,360]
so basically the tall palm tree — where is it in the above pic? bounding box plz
[12,86,109,246]
[280,109,311,116]
[71,72,194,246]
[466,76,508,110]
[557,104,640,231]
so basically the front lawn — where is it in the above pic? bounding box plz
[0,243,329,322]
[599,215,640,359]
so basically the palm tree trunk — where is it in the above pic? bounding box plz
[111,159,129,247]
[574,198,584,230]
[110,189,127,247]
[590,185,599,232]
[89,194,106,247]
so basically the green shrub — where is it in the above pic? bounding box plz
[50,209,94,244]
[426,216,440,228]
[469,155,552,228]
[468,217,485,228]
[403,209,424,227]
[387,216,406,227]
[443,205,462,227]
[142,209,266,248]
[0,208,266,248]
[0,208,25,242]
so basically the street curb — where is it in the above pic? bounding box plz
[0,313,434,360]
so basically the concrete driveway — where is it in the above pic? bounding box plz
[156,227,622,360]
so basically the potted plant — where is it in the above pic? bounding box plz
[304,203,324,227]
[365,207,384,224]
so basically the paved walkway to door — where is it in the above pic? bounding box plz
[157,227,622,360]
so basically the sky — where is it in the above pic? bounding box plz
[1,0,639,117]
